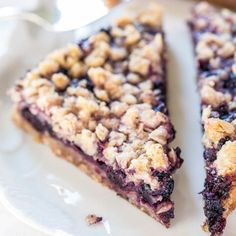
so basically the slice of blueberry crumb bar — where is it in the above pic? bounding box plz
[189,2,236,235]
[10,4,183,227]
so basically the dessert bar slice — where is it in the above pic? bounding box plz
[189,2,236,235]
[10,5,182,227]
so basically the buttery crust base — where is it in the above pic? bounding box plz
[12,107,169,226]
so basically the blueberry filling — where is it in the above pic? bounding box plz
[58,67,68,75]
[223,78,236,95]
[203,148,217,162]
[198,59,211,72]
[217,137,231,150]
[204,199,225,234]
[154,102,167,114]
[158,207,174,224]
[137,175,174,206]
[166,124,176,143]
[70,79,80,88]
[78,37,91,54]
[153,171,169,180]
[136,24,161,36]
[138,183,154,204]
[137,182,174,218]
[202,170,231,235]
[210,104,236,123]
[106,167,127,188]
[21,107,52,133]
[155,178,174,198]
[214,70,236,95]
[203,137,231,163]
[86,80,95,92]
[153,79,166,96]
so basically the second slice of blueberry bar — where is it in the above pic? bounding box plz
[189,2,236,235]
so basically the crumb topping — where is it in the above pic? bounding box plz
[215,141,236,176]
[200,85,231,108]
[51,73,70,90]
[85,214,103,225]
[137,3,162,27]
[204,118,235,145]
[10,5,181,189]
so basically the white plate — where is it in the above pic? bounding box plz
[0,0,235,235]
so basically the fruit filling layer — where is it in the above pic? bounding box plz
[10,4,183,227]
[19,104,181,226]
[189,2,236,235]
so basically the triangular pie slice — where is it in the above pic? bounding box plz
[10,4,183,227]
[189,2,236,235]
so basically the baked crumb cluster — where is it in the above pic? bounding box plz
[85,214,103,225]
[191,2,236,177]
[11,5,181,189]
[189,2,236,235]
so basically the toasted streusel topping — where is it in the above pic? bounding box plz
[215,141,236,176]
[10,5,180,188]
[204,118,235,146]
[85,214,103,225]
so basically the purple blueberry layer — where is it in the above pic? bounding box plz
[202,170,231,234]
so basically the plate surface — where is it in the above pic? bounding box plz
[0,0,235,235]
